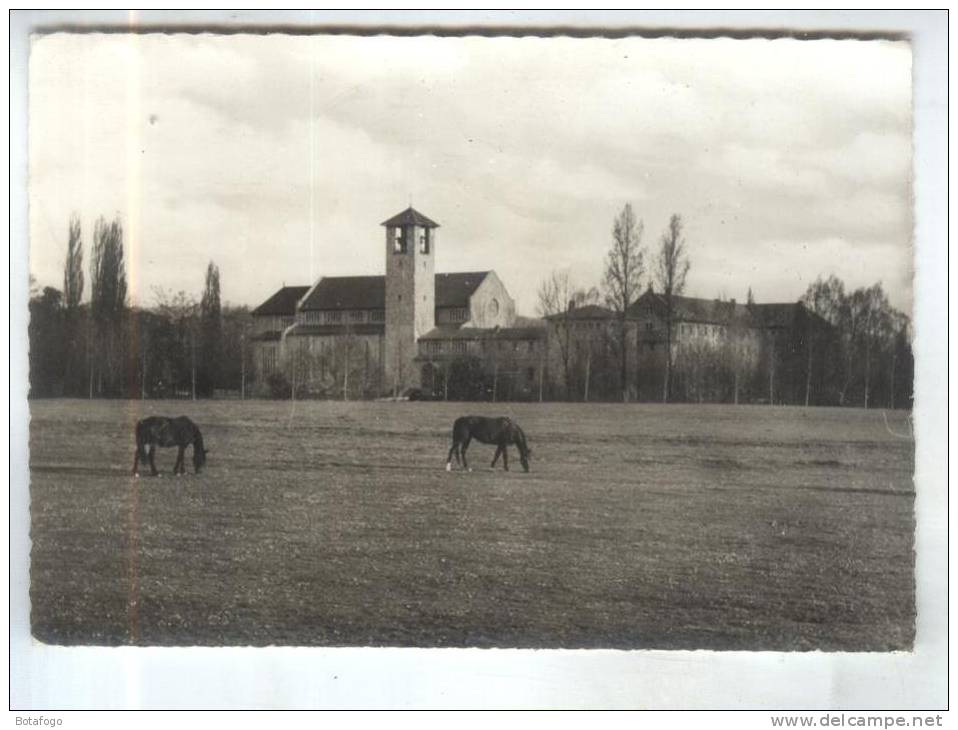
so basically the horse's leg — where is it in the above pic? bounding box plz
[502,444,510,471]
[148,445,159,476]
[491,444,502,469]
[175,445,185,475]
[461,435,471,471]
[446,441,459,472]
[132,447,140,477]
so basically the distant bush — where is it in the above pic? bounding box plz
[266,373,292,399]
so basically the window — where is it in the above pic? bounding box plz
[326,311,342,323]
[450,308,467,323]
[419,229,430,254]
[306,311,322,324]
[350,310,364,322]
[527,367,535,382]
[452,341,467,354]
[393,226,407,254]
[489,298,499,318]
[370,310,385,322]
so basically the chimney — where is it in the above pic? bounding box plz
[568,299,576,312]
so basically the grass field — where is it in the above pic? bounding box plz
[28,399,915,650]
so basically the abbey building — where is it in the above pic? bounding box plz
[251,205,833,404]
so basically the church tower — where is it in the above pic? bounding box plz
[382,207,439,394]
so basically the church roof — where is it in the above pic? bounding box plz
[435,271,488,308]
[297,271,491,311]
[381,207,440,229]
[251,286,310,316]
[301,276,386,311]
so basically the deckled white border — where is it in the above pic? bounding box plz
[8,10,947,710]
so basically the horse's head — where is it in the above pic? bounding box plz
[193,444,209,473]
[516,428,531,473]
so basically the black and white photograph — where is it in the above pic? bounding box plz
[11,10,947,712]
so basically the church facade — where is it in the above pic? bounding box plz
[250,207,545,398]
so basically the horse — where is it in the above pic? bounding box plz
[446,416,532,473]
[132,416,208,477]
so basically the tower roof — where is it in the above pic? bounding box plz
[381,207,440,229]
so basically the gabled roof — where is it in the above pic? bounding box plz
[751,303,832,329]
[629,290,833,331]
[749,303,797,328]
[251,286,310,317]
[298,271,492,311]
[435,272,489,308]
[301,276,386,311]
[381,207,440,229]
[629,290,754,327]
[545,304,616,321]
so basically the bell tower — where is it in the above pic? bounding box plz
[382,206,439,394]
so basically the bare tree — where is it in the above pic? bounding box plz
[63,213,84,310]
[887,310,909,409]
[199,261,223,396]
[537,270,599,399]
[801,274,845,407]
[722,301,755,405]
[857,283,891,409]
[61,214,85,394]
[153,286,198,399]
[603,204,645,402]
[89,216,127,396]
[654,213,691,402]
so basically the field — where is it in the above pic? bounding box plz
[28,399,915,651]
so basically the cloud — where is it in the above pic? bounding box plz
[28,33,913,318]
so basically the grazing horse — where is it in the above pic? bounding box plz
[132,416,208,477]
[446,416,532,473]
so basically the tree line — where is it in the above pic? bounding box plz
[538,204,913,408]
[29,208,914,408]
[29,213,253,399]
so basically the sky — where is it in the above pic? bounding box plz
[28,32,914,317]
